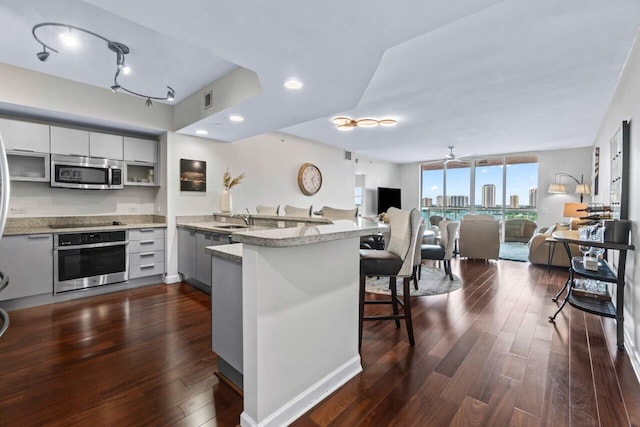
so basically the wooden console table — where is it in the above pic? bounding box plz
[549,230,634,351]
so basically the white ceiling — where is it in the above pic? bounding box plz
[0,0,639,163]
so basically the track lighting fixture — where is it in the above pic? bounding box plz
[32,22,176,107]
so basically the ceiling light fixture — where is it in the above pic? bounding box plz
[32,22,176,107]
[229,115,244,122]
[195,129,208,135]
[331,116,397,130]
[284,79,303,89]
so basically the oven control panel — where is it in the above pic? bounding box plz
[57,231,127,246]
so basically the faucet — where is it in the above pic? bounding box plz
[231,209,251,225]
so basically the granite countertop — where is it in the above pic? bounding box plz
[231,218,387,248]
[3,215,167,235]
[213,211,332,224]
[206,243,243,263]
[176,221,270,235]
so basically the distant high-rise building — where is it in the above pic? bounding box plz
[529,188,537,208]
[482,184,496,208]
[449,195,469,207]
[509,195,520,209]
[436,196,444,207]
[422,197,433,207]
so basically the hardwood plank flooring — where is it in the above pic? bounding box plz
[0,259,639,426]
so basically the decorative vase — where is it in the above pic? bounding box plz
[220,189,232,212]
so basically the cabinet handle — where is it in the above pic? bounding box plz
[139,240,155,245]
[28,234,51,239]
[139,228,155,232]
[140,264,155,269]
[139,252,155,257]
[11,148,35,153]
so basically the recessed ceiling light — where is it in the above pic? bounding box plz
[195,129,208,135]
[229,115,244,122]
[284,79,303,90]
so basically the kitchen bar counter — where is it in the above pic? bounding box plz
[208,219,386,427]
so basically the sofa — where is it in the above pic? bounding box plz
[527,224,581,267]
[504,219,537,243]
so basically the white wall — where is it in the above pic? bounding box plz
[399,163,421,211]
[536,147,593,227]
[590,31,640,377]
[163,131,401,277]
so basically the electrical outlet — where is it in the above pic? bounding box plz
[277,221,285,228]
[10,207,26,214]
[221,217,227,223]
[155,207,161,214]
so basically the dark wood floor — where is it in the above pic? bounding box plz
[1,260,639,426]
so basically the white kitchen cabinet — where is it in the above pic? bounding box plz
[89,132,123,160]
[7,152,50,182]
[178,228,230,289]
[50,126,90,157]
[128,228,165,279]
[0,234,53,301]
[178,228,197,279]
[0,118,50,153]
[123,137,157,163]
[125,162,158,186]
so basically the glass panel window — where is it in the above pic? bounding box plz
[474,158,504,220]
[421,163,444,223]
[444,161,471,221]
[505,156,538,221]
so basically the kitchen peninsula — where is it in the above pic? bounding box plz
[207,219,386,427]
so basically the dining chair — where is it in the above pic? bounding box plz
[359,207,422,349]
[421,220,459,280]
[320,206,358,221]
[283,205,312,217]
[256,205,280,215]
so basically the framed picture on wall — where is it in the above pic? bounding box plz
[609,121,630,219]
[180,159,207,192]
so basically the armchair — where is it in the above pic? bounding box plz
[528,224,581,267]
[458,214,500,260]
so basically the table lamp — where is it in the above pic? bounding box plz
[562,202,587,230]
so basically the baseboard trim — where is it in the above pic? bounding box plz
[624,328,640,385]
[240,355,362,427]
[163,274,182,284]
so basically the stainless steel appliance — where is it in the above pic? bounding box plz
[0,130,10,338]
[51,154,123,190]
[54,230,129,294]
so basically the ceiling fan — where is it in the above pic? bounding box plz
[423,146,477,165]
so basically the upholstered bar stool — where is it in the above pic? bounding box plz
[283,205,312,217]
[359,207,422,349]
[256,205,279,215]
[421,220,459,280]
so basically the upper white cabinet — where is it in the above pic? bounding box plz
[124,137,157,163]
[50,126,89,157]
[89,132,123,160]
[0,118,49,153]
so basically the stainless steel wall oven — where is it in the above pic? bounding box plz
[54,230,128,294]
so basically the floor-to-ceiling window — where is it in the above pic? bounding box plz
[421,155,538,231]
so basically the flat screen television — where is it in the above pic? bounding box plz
[377,187,401,214]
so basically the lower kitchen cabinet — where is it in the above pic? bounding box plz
[178,227,230,290]
[0,234,53,300]
[128,228,165,279]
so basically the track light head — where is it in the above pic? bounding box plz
[145,98,153,107]
[36,49,50,62]
[166,86,175,101]
[111,84,121,93]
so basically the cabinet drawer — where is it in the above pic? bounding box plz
[129,238,164,253]
[129,262,165,279]
[130,250,164,266]
[129,228,165,241]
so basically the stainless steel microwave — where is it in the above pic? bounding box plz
[51,154,124,190]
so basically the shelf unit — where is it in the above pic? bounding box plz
[550,230,634,351]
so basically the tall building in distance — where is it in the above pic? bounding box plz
[422,197,433,207]
[482,184,496,208]
[436,195,444,207]
[449,195,469,207]
[509,195,520,209]
[529,188,537,208]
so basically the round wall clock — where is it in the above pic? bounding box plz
[297,163,322,195]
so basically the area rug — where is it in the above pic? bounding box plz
[365,266,462,296]
[499,242,530,262]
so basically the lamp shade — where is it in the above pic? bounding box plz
[562,202,587,218]
[548,183,566,193]
[575,183,591,195]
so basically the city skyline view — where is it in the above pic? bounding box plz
[421,161,538,208]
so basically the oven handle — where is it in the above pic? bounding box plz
[54,241,129,251]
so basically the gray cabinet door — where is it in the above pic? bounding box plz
[0,234,53,300]
[177,228,197,279]
[196,233,215,287]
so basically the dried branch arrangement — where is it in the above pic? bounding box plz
[223,169,245,190]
